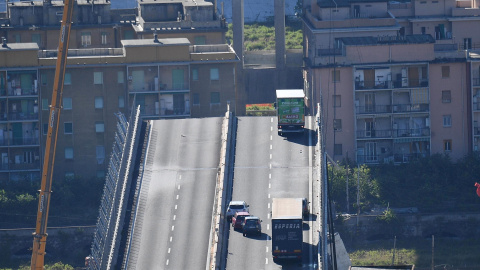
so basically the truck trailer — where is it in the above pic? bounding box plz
[271,198,303,261]
[275,89,306,136]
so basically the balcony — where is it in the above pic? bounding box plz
[392,103,429,113]
[393,153,429,163]
[394,128,430,138]
[355,103,429,114]
[7,112,39,121]
[355,79,428,90]
[0,161,40,171]
[356,129,393,139]
[356,105,392,114]
[474,78,480,87]
[0,137,40,147]
[355,127,430,139]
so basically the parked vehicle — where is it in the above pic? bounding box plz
[271,198,303,261]
[232,211,250,230]
[242,216,262,236]
[226,201,249,222]
[275,89,306,136]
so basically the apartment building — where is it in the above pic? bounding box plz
[0,37,237,181]
[0,0,226,50]
[302,0,480,164]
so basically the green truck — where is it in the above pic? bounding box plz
[275,89,306,136]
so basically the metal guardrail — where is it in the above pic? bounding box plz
[87,104,141,270]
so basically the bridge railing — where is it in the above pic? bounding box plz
[87,104,142,270]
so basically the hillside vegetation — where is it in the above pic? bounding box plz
[225,20,303,51]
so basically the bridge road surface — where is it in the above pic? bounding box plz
[125,118,223,269]
[226,116,315,270]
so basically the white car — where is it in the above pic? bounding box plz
[226,201,249,221]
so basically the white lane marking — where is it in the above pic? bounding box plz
[176,194,179,200]
[269,173,271,179]
[271,118,273,122]
[270,154,272,159]
[271,126,273,131]
[268,203,271,209]
[270,145,272,150]
[171,226,174,231]
[268,213,271,219]
[179,175,182,180]
[266,258,268,264]
[170,237,173,242]
[178,184,181,189]
[269,183,271,189]
[166,259,169,266]
[268,193,270,199]
[267,224,270,230]
[173,215,176,220]
[266,246,269,253]
[175,205,178,210]
[270,163,272,169]
[270,135,272,140]
[168,248,171,254]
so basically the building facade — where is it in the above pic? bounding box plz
[0,37,237,181]
[302,0,480,164]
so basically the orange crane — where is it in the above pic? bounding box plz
[30,0,74,269]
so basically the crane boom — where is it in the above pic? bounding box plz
[31,0,74,269]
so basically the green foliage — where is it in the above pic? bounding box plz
[330,153,480,213]
[375,208,397,224]
[225,21,303,51]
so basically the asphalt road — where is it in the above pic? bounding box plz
[124,117,223,269]
[226,116,315,270]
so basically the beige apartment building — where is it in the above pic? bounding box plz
[302,0,480,164]
[0,37,237,181]
[0,0,225,50]
[0,0,234,181]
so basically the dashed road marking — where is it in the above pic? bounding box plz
[176,194,179,200]
[171,226,174,231]
[173,215,176,220]
[166,259,169,266]
[168,248,171,254]
[170,237,173,242]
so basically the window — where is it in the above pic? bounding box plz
[192,68,199,81]
[211,92,220,104]
[94,72,103,84]
[41,73,47,86]
[117,71,124,83]
[63,97,72,110]
[42,98,49,110]
[332,70,340,82]
[96,145,105,164]
[81,32,91,47]
[333,95,341,107]
[65,147,74,159]
[442,66,450,78]
[333,119,342,131]
[64,72,71,85]
[95,122,105,133]
[95,96,104,109]
[118,96,125,108]
[444,140,452,152]
[43,123,48,135]
[32,34,41,46]
[194,36,206,45]
[193,93,200,105]
[443,115,452,127]
[442,90,451,103]
[101,32,107,45]
[334,144,342,156]
[64,122,73,134]
[210,68,219,81]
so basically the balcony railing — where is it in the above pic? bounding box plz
[0,161,40,171]
[393,153,429,163]
[0,137,40,146]
[356,127,430,139]
[474,78,480,87]
[355,79,428,90]
[357,152,429,164]
[7,112,39,121]
[392,103,429,113]
[356,103,429,114]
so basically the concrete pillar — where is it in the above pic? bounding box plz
[274,0,286,70]
[232,0,244,68]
